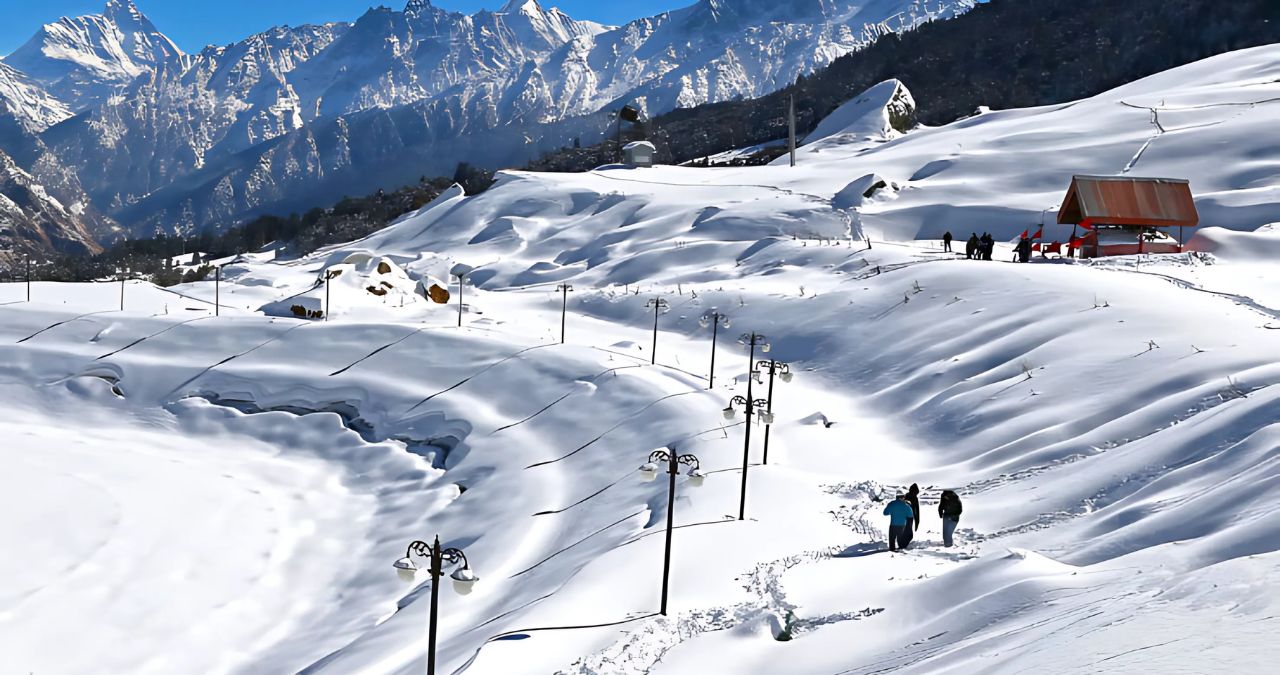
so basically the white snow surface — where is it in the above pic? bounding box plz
[0,61,72,132]
[2,46,1279,675]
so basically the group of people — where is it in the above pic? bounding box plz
[941,231,995,260]
[882,484,964,551]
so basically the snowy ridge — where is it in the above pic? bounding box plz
[0,62,72,132]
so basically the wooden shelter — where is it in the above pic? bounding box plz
[1057,175,1198,258]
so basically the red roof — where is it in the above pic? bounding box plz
[1057,175,1199,228]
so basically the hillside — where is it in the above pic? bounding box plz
[0,45,1276,674]
[535,0,1280,169]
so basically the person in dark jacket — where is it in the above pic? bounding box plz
[1017,236,1033,263]
[938,489,963,547]
[883,493,914,551]
[981,233,995,260]
[966,233,979,259]
[942,231,953,252]
[900,484,922,548]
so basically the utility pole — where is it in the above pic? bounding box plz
[788,93,797,168]
[214,264,221,317]
[26,255,31,302]
[455,272,467,327]
[324,270,331,321]
[119,273,126,311]
[557,283,573,343]
[645,297,669,364]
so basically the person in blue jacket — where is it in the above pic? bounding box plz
[884,493,915,551]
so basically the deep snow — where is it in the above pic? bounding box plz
[1,45,1278,675]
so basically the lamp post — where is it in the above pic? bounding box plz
[26,255,31,302]
[393,536,479,675]
[639,446,704,615]
[723,332,770,520]
[214,264,222,316]
[454,271,468,328]
[754,360,793,465]
[116,267,127,311]
[699,311,731,389]
[323,269,340,321]
[645,297,669,364]
[556,283,573,343]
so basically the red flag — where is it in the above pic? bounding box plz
[1069,236,1085,248]
[1032,227,1043,240]
[1032,242,1041,252]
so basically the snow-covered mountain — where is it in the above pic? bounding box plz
[3,0,183,111]
[0,0,977,240]
[534,0,973,116]
[0,147,100,259]
[0,62,72,133]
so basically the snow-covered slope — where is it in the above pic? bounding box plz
[0,62,72,133]
[3,0,183,110]
[3,45,1277,675]
[0,148,100,259]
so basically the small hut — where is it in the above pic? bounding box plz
[623,141,656,167]
[1057,175,1198,258]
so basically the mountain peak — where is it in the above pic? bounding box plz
[499,0,542,13]
[404,0,434,13]
[103,0,145,23]
[4,0,182,111]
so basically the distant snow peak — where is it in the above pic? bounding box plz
[4,0,182,110]
[499,0,540,12]
[404,0,434,15]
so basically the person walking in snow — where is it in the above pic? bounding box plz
[938,489,963,547]
[981,233,995,261]
[884,493,915,551]
[900,483,922,548]
[966,233,979,260]
[942,231,953,253]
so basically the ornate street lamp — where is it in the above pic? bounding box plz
[699,310,731,388]
[755,360,793,464]
[638,446,704,615]
[393,536,478,675]
[723,331,770,520]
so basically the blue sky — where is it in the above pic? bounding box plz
[1,0,692,56]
